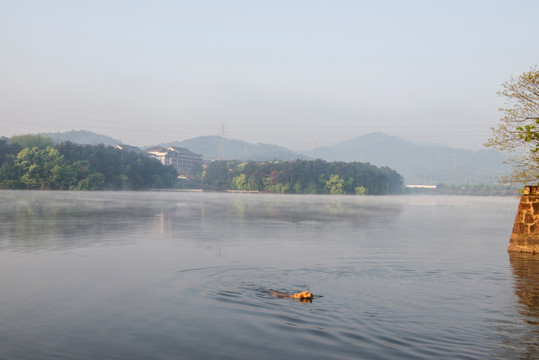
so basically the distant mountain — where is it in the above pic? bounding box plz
[161,136,310,162]
[303,133,510,184]
[43,130,122,146]
[38,130,511,185]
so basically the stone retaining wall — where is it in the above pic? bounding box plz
[509,186,539,253]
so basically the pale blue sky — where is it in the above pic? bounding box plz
[1,0,538,151]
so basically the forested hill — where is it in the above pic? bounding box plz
[163,136,309,161]
[201,159,403,195]
[43,130,121,146]
[0,137,177,190]
[303,133,510,185]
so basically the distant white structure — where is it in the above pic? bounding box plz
[115,144,203,174]
[145,146,203,173]
[406,184,437,189]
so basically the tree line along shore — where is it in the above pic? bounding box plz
[0,134,404,194]
[0,134,518,195]
[0,136,178,190]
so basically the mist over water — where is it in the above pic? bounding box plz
[0,191,537,359]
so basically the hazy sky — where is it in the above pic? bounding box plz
[1,1,538,151]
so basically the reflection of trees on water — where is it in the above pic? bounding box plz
[224,196,403,223]
[155,195,403,244]
[0,191,166,252]
[1,192,403,252]
[509,252,539,357]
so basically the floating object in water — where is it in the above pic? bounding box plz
[270,290,313,302]
[290,291,313,300]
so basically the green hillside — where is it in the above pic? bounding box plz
[163,136,310,161]
[43,130,122,146]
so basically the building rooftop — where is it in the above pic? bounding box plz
[115,144,146,154]
[146,146,202,158]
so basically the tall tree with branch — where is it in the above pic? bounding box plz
[485,67,539,185]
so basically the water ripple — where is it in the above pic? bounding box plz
[168,263,516,359]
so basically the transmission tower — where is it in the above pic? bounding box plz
[219,124,225,160]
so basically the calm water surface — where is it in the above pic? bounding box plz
[0,190,538,359]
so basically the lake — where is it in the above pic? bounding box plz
[0,190,538,359]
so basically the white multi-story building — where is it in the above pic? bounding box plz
[145,146,203,173]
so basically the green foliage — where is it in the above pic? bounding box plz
[325,174,345,195]
[15,146,72,189]
[9,134,54,149]
[231,173,248,190]
[355,186,368,195]
[55,142,178,190]
[0,162,23,189]
[201,159,403,195]
[0,141,179,190]
[0,138,22,167]
[77,172,106,190]
[485,66,539,185]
